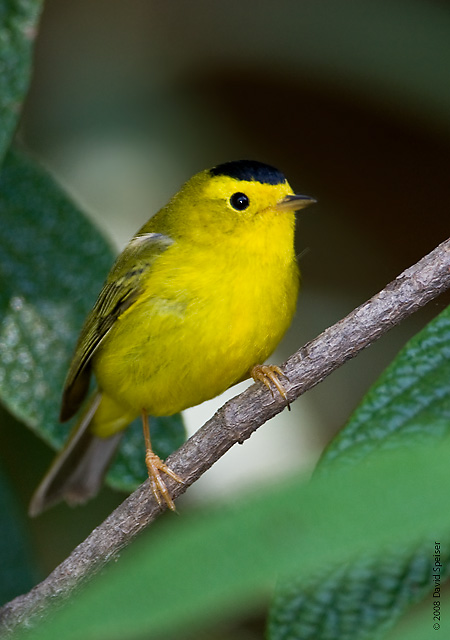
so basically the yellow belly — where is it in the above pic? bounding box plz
[92,223,299,434]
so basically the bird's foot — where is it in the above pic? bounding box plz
[145,449,184,511]
[251,364,290,409]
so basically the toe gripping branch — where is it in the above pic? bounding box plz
[251,364,291,410]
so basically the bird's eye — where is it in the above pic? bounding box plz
[229,192,250,211]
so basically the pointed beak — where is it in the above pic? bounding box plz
[276,194,317,212]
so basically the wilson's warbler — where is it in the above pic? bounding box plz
[29,160,315,516]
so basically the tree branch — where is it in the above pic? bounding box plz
[1,237,450,634]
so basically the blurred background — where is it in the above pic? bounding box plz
[2,0,450,636]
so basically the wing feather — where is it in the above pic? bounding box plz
[60,232,173,421]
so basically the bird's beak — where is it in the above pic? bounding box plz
[276,194,317,212]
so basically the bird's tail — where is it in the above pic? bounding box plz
[29,392,123,517]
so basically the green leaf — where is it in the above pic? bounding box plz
[0,148,185,491]
[318,306,450,470]
[0,148,115,436]
[0,464,37,606]
[0,0,43,162]
[14,441,450,640]
[268,305,450,640]
[386,598,450,640]
[269,541,449,640]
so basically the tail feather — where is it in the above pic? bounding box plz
[29,393,123,517]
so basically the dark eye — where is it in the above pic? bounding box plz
[230,192,250,211]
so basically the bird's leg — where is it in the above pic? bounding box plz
[142,410,184,511]
[251,364,291,409]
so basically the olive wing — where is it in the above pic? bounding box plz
[60,232,173,421]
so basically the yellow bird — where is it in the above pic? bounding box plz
[29,160,315,516]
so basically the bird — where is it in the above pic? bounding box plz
[29,159,315,516]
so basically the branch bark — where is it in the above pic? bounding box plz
[1,237,450,634]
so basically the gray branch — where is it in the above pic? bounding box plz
[1,236,450,634]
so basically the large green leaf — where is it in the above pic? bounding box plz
[0,149,185,491]
[269,541,448,640]
[387,597,450,640]
[0,0,43,162]
[318,306,450,470]
[0,465,37,606]
[268,305,450,640]
[13,441,450,640]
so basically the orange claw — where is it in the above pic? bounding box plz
[251,364,290,407]
[142,410,184,511]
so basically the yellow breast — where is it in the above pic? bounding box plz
[92,205,299,421]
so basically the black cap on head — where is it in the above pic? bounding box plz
[210,160,286,186]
